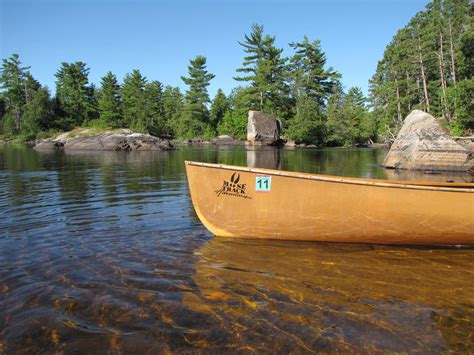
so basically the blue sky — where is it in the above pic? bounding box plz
[1,0,429,98]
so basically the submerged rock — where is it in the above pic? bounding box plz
[213,135,245,145]
[35,132,173,151]
[247,111,284,146]
[34,140,64,150]
[382,110,473,172]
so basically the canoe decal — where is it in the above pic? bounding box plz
[215,172,252,199]
[256,175,272,192]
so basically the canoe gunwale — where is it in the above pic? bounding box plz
[185,161,474,193]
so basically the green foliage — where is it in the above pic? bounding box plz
[55,61,96,129]
[289,36,340,106]
[83,118,112,130]
[0,54,52,139]
[179,55,215,138]
[285,36,342,145]
[369,0,472,136]
[22,88,52,139]
[121,69,147,132]
[446,78,474,133]
[285,96,325,145]
[327,87,373,147]
[144,80,165,136]
[162,86,183,137]
[98,71,122,128]
[235,24,291,119]
[217,87,250,139]
[209,89,229,129]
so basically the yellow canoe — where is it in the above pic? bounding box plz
[185,161,474,245]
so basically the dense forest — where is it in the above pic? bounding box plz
[0,0,472,145]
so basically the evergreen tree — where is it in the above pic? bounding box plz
[235,24,290,119]
[289,36,339,106]
[326,86,373,147]
[144,80,164,136]
[55,61,95,129]
[0,54,34,134]
[344,87,372,145]
[209,89,229,129]
[217,87,251,139]
[286,36,341,144]
[162,86,184,137]
[0,96,5,134]
[121,69,147,132]
[369,0,472,136]
[22,87,52,138]
[326,83,348,146]
[180,55,215,138]
[286,95,325,145]
[98,71,122,128]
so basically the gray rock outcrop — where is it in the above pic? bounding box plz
[213,135,245,145]
[35,132,173,151]
[34,140,65,150]
[382,110,473,172]
[247,111,283,146]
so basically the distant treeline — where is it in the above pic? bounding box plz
[0,0,472,145]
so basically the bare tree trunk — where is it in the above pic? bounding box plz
[395,76,403,125]
[23,82,32,106]
[416,77,422,105]
[438,32,449,120]
[406,71,412,111]
[14,105,21,133]
[417,39,430,112]
[259,91,263,111]
[448,20,457,85]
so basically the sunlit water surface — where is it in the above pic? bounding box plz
[0,144,473,353]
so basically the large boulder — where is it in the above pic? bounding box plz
[382,110,473,172]
[35,132,173,151]
[247,111,283,146]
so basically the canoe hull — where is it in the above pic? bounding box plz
[185,161,474,245]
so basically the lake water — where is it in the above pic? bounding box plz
[1,144,473,353]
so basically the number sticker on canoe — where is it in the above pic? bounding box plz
[256,175,271,192]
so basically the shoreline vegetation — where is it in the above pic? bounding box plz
[1,0,472,148]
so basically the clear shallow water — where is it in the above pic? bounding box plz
[0,144,473,353]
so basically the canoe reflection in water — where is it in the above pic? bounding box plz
[184,237,474,352]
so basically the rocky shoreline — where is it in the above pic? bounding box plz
[34,129,174,152]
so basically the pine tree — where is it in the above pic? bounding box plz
[180,55,215,138]
[98,71,122,128]
[217,87,251,139]
[209,89,229,129]
[22,87,52,138]
[121,69,147,132]
[144,80,164,136]
[369,0,472,136]
[344,87,371,145]
[55,61,95,129]
[289,36,339,106]
[286,36,341,144]
[162,86,184,137]
[0,54,35,134]
[286,95,325,145]
[235,24,290,118]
